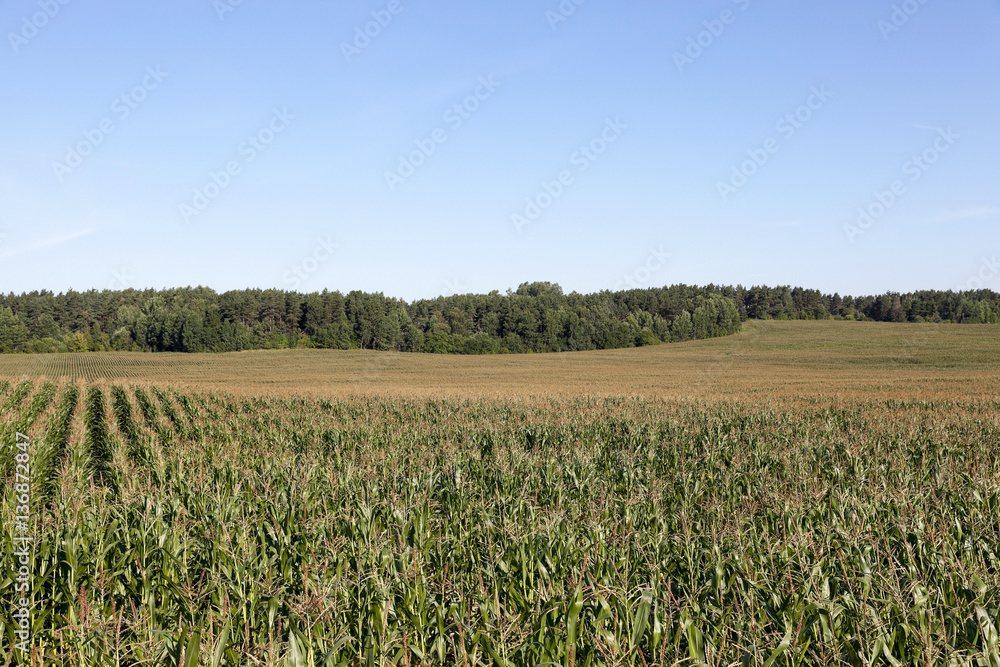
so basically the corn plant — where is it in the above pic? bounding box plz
[0,385,998,665]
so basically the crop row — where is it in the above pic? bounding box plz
[0,385,998,665]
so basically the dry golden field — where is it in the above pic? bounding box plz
[1,321,999,665]
[0,320,996,400]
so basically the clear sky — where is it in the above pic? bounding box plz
[2,0,998,300]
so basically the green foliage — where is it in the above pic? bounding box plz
[134,386,171,446]
[738,285,1000,323]
[111,385,152,465]
[23,337,69,353]
[0,284,748,355]
[671,310,694,341]
[0,382,56,478]
[31,383,80,500]
[83,385,115,488]
[1,388,998,665]
[4,380,33,410]
[0,306,29,352]
[4,286,999,357]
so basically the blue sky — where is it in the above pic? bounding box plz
[2,0,998,300]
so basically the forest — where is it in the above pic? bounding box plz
[0,283,995,354]
[0,283,741,354]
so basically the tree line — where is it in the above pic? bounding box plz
[0,283,741,354]
[0,283,995,355]
[737,285,1000,323]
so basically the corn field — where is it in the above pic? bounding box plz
[1,379,999,666]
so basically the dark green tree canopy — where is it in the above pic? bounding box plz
[0,284,994,354]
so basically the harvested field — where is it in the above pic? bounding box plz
[0,321,997,401]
